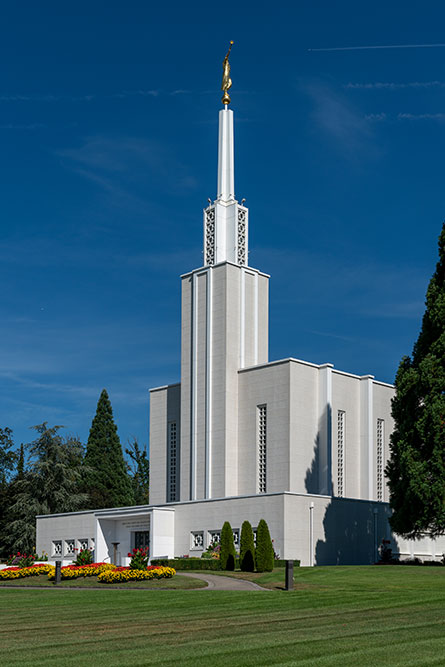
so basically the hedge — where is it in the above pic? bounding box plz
[151,558,222,571]
[150,558,300,570]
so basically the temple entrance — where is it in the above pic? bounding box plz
[134,531,150,550]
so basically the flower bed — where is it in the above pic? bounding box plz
[47,563,116,580]
[0,564,54,579]
[0,562,176,585]
[97,566,176,583]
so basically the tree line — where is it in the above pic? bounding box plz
[0,389,149,558]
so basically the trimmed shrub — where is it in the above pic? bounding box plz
[255,519,274,572]
[240,520,255,572]
[220,521,236,571]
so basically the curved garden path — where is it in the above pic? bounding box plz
[180,572,267,590]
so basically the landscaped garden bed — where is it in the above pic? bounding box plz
[0,562,177,585]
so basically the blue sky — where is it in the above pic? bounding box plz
[1,1,445,452]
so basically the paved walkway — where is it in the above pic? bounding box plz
[180,572,267,590]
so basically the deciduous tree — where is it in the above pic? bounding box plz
[125,438,149,505]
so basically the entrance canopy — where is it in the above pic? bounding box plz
[94,506,175,565]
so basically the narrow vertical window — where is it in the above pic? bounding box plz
[167,421,178,502]
[377,418,384,501]
[258,404,267,493]
[337,410,345,497]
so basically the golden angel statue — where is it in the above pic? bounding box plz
[221,41,234,105]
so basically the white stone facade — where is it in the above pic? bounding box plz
[35,103,445,567]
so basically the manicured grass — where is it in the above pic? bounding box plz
[0,573,206,590]
[189,567,287,589]
[1,566,445,666]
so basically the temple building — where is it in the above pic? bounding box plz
[36,68,445,566]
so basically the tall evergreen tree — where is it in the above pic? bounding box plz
[239,520,255,572]
[386,223,445,538]
[84,389,134,509]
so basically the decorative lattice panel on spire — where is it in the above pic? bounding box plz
[237,206,247,266]
[204,206,215,266]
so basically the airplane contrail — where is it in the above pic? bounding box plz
[308,43,445,52]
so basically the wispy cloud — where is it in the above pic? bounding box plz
[0,90,168,103]
[57,135,198,195]
[254,246,427,321]
[364,113,387,121]
[0,123,46,129]
[397,112,445,121]
[308,330,355,342]
[309,43,445,52]
[302,81,376,157]
[345,81,445,90]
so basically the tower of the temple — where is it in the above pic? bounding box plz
[179,93,270,501]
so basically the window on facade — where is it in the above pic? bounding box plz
[52,540,62,557]
[167,421,178,502]
[232,529,240,548]
[134,531,150,550]
[78,538,89,552]
[337,410,345,498]
[377,418,384,502]
[191,531,204,549]
[258,404,267,493]
[90,538,95,553]
[208,530,221,547]
[253,529,257,546]
[65,539,75,556]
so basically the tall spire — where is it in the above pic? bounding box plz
[217,108,234,201]
[202,43,248,268]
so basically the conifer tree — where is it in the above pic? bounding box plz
[84,389,134,509]
[255,518,274,572]
[220,521,236,570]
[386,223,445,538]
[239,520,255,572]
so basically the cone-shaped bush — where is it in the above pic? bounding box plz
[255,518,274,572]
[220,521,236,570]
[240,520,255,571]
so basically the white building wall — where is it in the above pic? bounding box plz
[36,511,95,561]
[331,371,361,499]
[149,383,180,506]
[179,262,269,503]
[373,381,395,503]
[237,361,290,495]
[289,361,321,495]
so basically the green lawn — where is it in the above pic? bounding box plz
[1,566,444,666]
[0,573,206,590]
